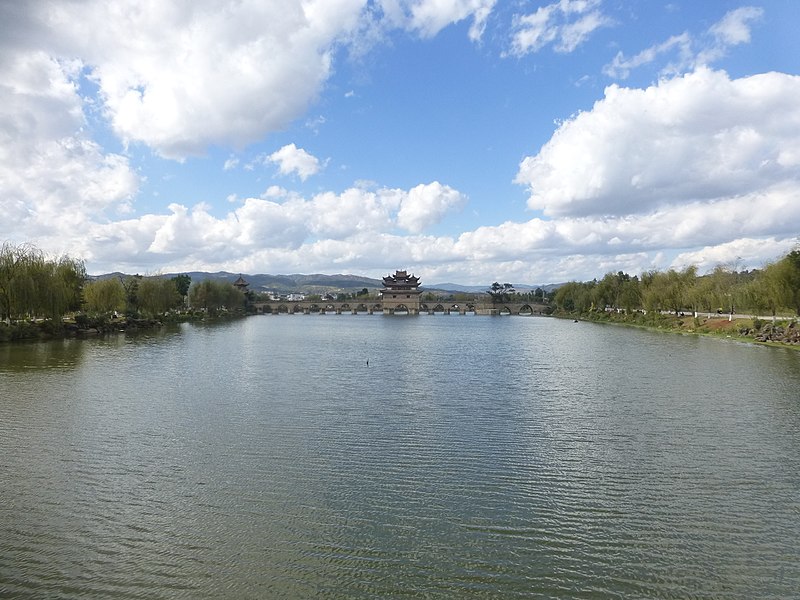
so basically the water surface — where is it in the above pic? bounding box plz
[2,316,799,598]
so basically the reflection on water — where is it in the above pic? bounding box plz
[0,337,87,372]
[1,316,799,598]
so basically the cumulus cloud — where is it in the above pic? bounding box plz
[396,182,467,233]
[604,6,763,79]
[508,0,612,56]
[672,237,797,274]
[0,48,138,252]
[4,0,365,160]
[0,1,503,163]
[47,181,465,273]
[516,69,800,219]
[268,144,323,181]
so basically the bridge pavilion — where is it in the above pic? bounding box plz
[380,270,421,315]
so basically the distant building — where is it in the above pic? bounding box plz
[233,275,249,292]
[380,270,421,314]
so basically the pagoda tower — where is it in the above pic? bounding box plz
[380,270,421,315]
[232,274,249,292]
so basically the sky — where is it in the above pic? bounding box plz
[2,0,799,285]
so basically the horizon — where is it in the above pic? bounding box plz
[3,1,799,285]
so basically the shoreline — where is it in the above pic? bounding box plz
[0,313,246,344]
[556,311,800,350]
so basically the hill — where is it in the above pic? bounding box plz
[174,271,382,295]
[92,271,562,295]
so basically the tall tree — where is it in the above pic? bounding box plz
[83,278,126,314]
[138,277,182,316]
[171,274,191,299]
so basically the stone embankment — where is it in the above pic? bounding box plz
[743,321,800,345]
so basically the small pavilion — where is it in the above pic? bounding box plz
[380,270,421,315]
[233,275,249,292]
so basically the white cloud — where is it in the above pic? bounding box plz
[7,0,365,160]
[1,0,499,165]
[508,0,611,56]
[268,144,323,181]
[603,33,692,79]
[396,182,467,233]
[708,6,764,46]
[672,237,797,274]
[516,69,800,219]
[380,0,497,41]
[0,48,138,253]
[604,6,763,79]
[56,182,465,273]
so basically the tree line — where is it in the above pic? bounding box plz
[0,242,245,323]
[551,249,800,319]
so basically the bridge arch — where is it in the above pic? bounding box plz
[387,304,410,315]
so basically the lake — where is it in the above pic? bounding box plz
[1,315,799,598]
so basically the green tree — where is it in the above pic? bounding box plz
[618,275,642,313]
[121,275,142,315]
[782,249,800,315]
[641,267,695,315]
[83,278,126,314]
[0,242,34,321]
[0,242,85,321]
[188,279,245,315]
[138,277,182,316]
[553,281,595,313]
[487,282,515,303]
[171,274,191,299]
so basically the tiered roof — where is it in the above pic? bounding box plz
[382,270,420,289]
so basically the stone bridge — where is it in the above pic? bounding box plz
[251,300,547,316]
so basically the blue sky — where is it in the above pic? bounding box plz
[2,1,799,285]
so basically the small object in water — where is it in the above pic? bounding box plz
[366,359,369,366]
[573,319,579,323]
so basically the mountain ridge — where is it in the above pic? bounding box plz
[93,271,561,294]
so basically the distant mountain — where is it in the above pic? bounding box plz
[170,271,383,294]
[428,282,562,293]
[92,271,562,295]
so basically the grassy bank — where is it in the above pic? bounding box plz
[0,311,246,343]
[555,310,800,349]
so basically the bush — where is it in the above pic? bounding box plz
[752,317,764,331]
[37,320,64,336]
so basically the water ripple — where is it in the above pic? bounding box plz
[2,317,799,598]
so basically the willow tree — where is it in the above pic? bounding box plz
[83,278,126,314]
[0,242,32,321]
[189,279,245,315]
[137,276,182,316]
[783,249,800,315]
[0,242,85,321]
